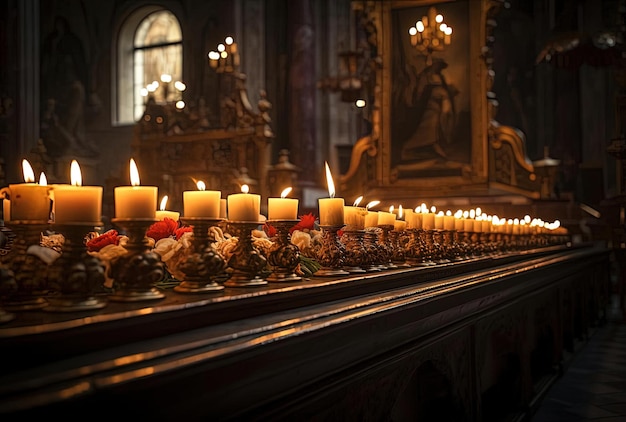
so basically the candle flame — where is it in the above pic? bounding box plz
[430,205,437,213]
[39,172,48,186]
[129,158,141,186]
[197,180,206,191]
[398,205,403,219]
[389,205,394,214]
[241,184,249,194]
[324,161,335,198]
[280,187,292,198]
[22,159,35,183]
[455,210,463,218]
[160,195,168,211]
[414,206,421,213]
[365,200,380,210]
[353,196,363,207]
[446,210,452,216]
[70,160,82,186]
[475,207,482,217]
[463,210,469,218]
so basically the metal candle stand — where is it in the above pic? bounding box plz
[266,219,302,282]
[108,218,166,302]
[45,222,108,311]
[314,225,350,277]
[340,229,367,274]
[174,218,226,293]
[224,221,268,287]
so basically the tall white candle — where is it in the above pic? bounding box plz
[228,184,260,221]
[318,162,344,226]
[268,187,299,220]
[53,160,102,224]
[114,158,157,219]
[183,181,221,218]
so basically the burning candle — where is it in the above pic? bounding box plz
[183,181,221,218]
[53,160,103,224]
[268,187,298,220]
[228,184,260,221]
[434,211,445,230]
[443,210,455,231]
[155,195,180,221]
[318,162,344,226]
[394,206,407,231]
[114,158,157,219]
[410,207,423,230]
[343,195,367,230]
[0,159,51,222]
[364,200,380,228]
[378,206,396,226]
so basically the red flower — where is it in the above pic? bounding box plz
[146,218,179,242]
[175,226,193,240]
[86,229,120,252]
[263,223,277,237]
[290,213,317,233]
[338,229,344,237]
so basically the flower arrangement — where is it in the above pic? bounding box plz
[86,229,128,288]
[145,218,193,284]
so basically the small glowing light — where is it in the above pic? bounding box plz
[445,27,452,36]
[366,200,380,210]
[463,210,469,218]
[446,210,452,216]
[353,196,363,207]
[175,100,185,109]
[469,209,476,219]
[129,158,141,186]
[225,36,234,45]
[220,51,228,59]
[70,160,82,186]
[160,195,169,211]
[409,27,417,36]
[416,21,425,32]
[440,23,448,32]
[398,205,403,219]
[160,74,172,83]
[140,88,148,97]
[414,206,421,213]
[39,172,47,186]
[324,161,335,198]
[174,81,186,91]
[476,207,482,216]
[280,187,293,198]
[355,99,366,108]
[437,211,444,216]
[524,215,531,223]
[208,51,220,60]
[430,206,437,213]
[22,159,35,183]
[389,205,395,214]
[435,14,443,23]
[553,219,561,229]
[241,184,250,194]
[217,44,226,52]
[197,180,206,191]
[454,210,463,218]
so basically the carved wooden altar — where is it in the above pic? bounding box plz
[339,0,542,204]
[131,70,274,213]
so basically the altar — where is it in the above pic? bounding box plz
[0,242,610,421]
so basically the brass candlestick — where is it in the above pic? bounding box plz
[266,219,302,282]
[314,225,349,277]
[45,222,107,312]
[362,229,383,271]
[1,222,50,310]
[341,229,367,273]
[390,229,411,268]
[174,218,226,293]
[419,229,437,266]
[108,218,166,302]
[404,229,422,266]
[377,224,397,269]
[224,221,268,287]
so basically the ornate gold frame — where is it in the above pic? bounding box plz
[339,0,540,204]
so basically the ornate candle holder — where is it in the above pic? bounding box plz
[224,221,268,287]
[174,218,226,293]
[377,224,396,269]
[363,229,383,271]
[45,222,107,312]
[390,229,411,268]
[340,229,367,273]
[314,225,349,276]
[1,222,50,310]
[419,230,437,266]
[266,219,302,282]
[108,218,166,302]
[404,229,421,266]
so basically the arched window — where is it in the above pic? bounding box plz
[115,7,183,125]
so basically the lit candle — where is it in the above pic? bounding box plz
[183,181,221,218]
[114,158,158,219]
[393,206,407,231]
[53,160,103,224]
[422,204,435,230]
[443,210,455,230]
[318,162,344,226]
[463,211,473,232]
[0,159,51,222]
[228,184,260,221]
[343,196,367,231]
[434,211,445,230]
[454,210,464,231]
[268,187,299,220]
[155,195,180,221]
[378,206,396,226]
[364,200,381,228]
[410,207,423,230]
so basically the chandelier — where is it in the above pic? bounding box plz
[408,6,452,64]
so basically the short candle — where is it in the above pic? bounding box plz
[183,181,221,218]
[114,158,157,219]
[53,160,102,224]
[228,184,260,221]
[0,159,51,222]
[268,187,298,220]
[318,162,344,226]
[155,195,180,221]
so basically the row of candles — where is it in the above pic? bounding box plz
[0,159,565,238]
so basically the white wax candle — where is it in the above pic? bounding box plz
[184,190,221,218]
[343,206,366,230]
[463,218,474,232]
[422,212,435,230]
[268,197,298,219]
[0,183,51,222]
[364,211,379,228]
[54,185,102,223]
[411,212,423,230]
[228,185,260,221]
[454,217,464,231]
[377,211,396,226]
[318,197,344,226]
[156,210,180,221]
[434,212,444,230]
[115,186,157,219]
[443,212,455,231]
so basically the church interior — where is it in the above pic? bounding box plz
[0,0,625,420]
